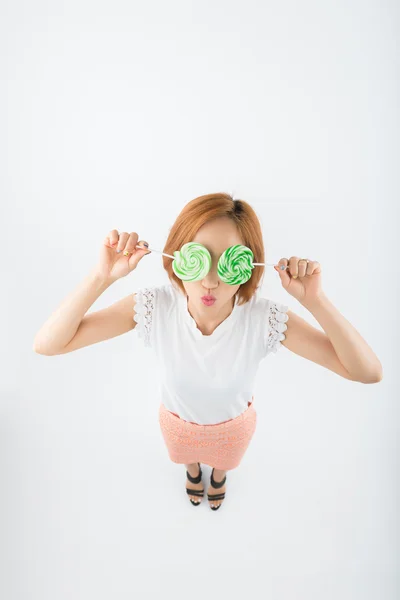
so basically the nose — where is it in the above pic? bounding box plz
[202,260,220,289]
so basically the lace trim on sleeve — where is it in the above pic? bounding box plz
[133,287,155,347]
[267,301,289,354]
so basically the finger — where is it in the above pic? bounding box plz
[277,258,289,271]
[136,239,151,254]
[310,261,321,274]
[116,232,130,253]
[298,259,308,278]
[126,247,150,270]
[305,260,314,276]
[275,258,291,285]
[122,232,140,256]
[107,229,120,247]
[288,256,299,279]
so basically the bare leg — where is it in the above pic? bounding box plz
[208,468,227,509]
[185,462,204,504]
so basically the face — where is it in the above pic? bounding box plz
[181,217,244,309]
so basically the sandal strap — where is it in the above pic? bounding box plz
[211,468,226,489]
[186,463,202,484]
[186,489,204,497]
[207,493,225,500]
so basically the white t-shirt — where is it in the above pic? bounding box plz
[133,282,289,425]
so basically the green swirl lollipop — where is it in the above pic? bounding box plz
[172,242,212,282]
[217,244,254,285]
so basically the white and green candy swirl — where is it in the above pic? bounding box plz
[172,242,212,281]
[172,242,254,285]
[217,244,254,285]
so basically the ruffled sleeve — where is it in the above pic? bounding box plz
[133,287,156,348]
[265,299,289,355]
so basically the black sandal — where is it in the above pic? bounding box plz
[207,468,226,510]
[186,462,204,506]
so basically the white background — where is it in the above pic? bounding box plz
[1,1,398,598]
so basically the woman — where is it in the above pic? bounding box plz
[33,192,383,511]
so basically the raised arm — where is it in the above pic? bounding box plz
[33,229,150,355]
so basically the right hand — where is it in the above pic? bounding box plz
[95,230,151,282]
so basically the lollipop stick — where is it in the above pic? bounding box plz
[134,244,175,260]
[253,261,288,269]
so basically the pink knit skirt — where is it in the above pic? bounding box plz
[158,398,257,470]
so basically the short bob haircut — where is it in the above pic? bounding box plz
[163,192,265,306]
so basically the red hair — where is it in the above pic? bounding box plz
[163,192,266,305]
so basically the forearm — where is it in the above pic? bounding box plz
[302,294,383,383]
[33,268,112,354]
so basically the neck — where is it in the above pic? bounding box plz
[186,294,236,335]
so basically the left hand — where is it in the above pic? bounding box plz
[274,256,323,305]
